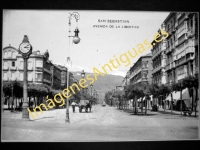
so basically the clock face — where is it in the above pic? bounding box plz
[19,42,32,53]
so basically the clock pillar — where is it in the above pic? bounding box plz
[19,35,32,119]
[22,57,29,118]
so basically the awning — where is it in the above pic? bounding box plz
[165,88,191,101]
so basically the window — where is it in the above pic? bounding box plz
[12,61,15,67]
[36,60,43,67]
[11,72,16,80]
[20,61,23,69]
[19,72,23,81]
[12,52,15,58]
[28,61,33,70]
[4,51,8,58]
[3,72,8,81]
[4,61,8,68]
[8,51,12,58]
[36,73,42,81]
[28,72,33,81]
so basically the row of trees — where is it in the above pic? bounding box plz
[104,75,199,116]
[3,80,98,110]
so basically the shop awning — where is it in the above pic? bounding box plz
[165,88,191,101]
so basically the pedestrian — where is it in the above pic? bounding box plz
[71,101,77,113]
[88,101,92,112]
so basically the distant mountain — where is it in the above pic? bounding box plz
[71,71,124,103]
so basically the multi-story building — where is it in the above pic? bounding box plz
[50,64,61,90]
[151,12,198,86]
[164,12,198,85]
[57,65,68,87]
[151,12,198,108]
[151,27,167,85]
[129,53,152,85]
[3,45,63,90]
[122,70,130,89]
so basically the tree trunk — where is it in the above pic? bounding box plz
[170,92,173,114]
[164,96,166,112]
[16,98,17,110]
[180,90,182,115]
[195,88,198,117]
[141,97,143,115]
[34,96,36,107]
[135,96,138,114]
[145,98,147,115]
[191,88,194,111]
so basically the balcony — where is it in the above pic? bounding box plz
[165,47,170,54]
[187,28,195,38]
[175,22,178,29]
[175,40,178,47]
[10,66,17,71]
[43,79,51,84]
[177,25,187,39]
[171,26,176,34]
[142,78,148,81]
[35,78,43,82]
[171,43,175,50]
[171,62,175,69]
[185,46,194,55]
[165,63,170,71]
[44,68,52,74]
[177,12,183,19]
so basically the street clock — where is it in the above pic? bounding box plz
[19,35,32,58]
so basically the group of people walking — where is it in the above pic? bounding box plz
[71,101,92,113]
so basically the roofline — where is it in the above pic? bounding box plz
[3,46,19,52]
[163,12,176,24]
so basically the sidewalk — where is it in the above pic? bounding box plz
[115,105,199,119]
[2,105,97,124]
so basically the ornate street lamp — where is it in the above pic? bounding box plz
[90,84,93,96]
[81,70,85,78]
[81,70,85,94]
[19,35,32,119]
[66,12,80,123]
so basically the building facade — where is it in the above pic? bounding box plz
[164,12,198,85]
[3,45,63,90]
[129,53,152,85]
[151,12,198,86]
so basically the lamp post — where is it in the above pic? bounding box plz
[66,12,80,123]
[81,70,85,94]
[19,35,32,119]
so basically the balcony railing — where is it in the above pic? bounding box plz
[10,66,17,70]
[43,79,51,84]
[187,28,195,38]
[44,68,52,74]
[165,63,170,71]
[177,23,187,39]
[177,12,183,19]
[185,46,194,55]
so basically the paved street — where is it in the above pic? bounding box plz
[2,105,198,141]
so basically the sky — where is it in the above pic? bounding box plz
[3,10,170,77]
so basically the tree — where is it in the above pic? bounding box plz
[182,75,199,116]
[158,84,170,112]
[149,84,159,106]
[172,81,186,115]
